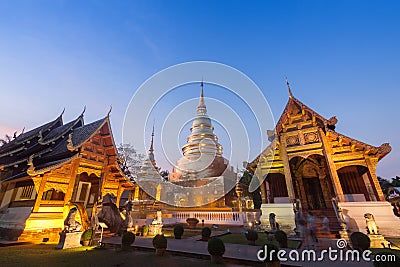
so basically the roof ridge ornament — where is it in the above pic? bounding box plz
[67,133,75,151]
[107,105,112,117]
[286,77,293,98]
[27,154,35,176]
[80,106,86,117]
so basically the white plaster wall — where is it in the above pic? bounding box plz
[339,201,400,237]
[260,203,295,233]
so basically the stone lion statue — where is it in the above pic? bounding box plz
[64,207,82,232]
[269,213,279,231]
[364,213,378,235]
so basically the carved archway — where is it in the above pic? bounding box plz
[290,155,335,210]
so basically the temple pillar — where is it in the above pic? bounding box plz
[319,129,345,202]
[365,156,385,201]
[116,183,124,207]
[362,172,377,201]
[255,167,267,203]
[64,159,80,205]
[0,182,8,207]
[33,174,48,212]
[134,185,139,200]
[279,137,296,203]
[0,182,13,208]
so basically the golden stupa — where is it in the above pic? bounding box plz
[169,82,229,187]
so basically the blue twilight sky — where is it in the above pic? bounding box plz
[0,1,399,178]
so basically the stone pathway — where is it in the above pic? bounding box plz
[102,236,374,267]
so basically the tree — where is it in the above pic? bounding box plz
[117,143,145,181]
[391,176,400,187]
[240,169,262,209]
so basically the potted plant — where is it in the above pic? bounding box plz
[153,234,167,256]
[207,237,225,264]
[245,230,258,246]
[274,230,288,248]
[201,227,212,241]
[121,231,135,250]
[81,229,95,246]
[173,225,184,239]
[186,218,199,228]
[141,225,149,237]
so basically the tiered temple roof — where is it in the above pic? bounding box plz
[0,109,124,182]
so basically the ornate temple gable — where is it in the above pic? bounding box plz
[248,140,284,175]
[325,129,392,168]
[275,96,331,135]
[26,154,79,177]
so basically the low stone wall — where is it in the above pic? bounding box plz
[18,228,62,243]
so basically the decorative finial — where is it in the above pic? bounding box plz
[80,106,86,117]
[149,122,155,154]
[286,77,293,98]
[60,107,65,116]
[197,80,207,115]
[107,105,112,117]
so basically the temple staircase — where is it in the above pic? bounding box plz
[307,209,341,238]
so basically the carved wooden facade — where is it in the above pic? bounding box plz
[248,92,391,211]
[0,110,131,242]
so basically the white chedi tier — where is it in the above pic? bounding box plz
[170,84,228,183]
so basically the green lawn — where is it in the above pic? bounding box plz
[161,228,201,239]
[0,244,237,267]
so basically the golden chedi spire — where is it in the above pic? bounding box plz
[171,82,227,183]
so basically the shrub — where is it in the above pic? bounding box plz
[245,230,259,241]
[274,230,288,248]
[201,227,212,241]
[153,234,167,249]
[207,238,225,256]
[174,225,184,239]
[350,232,370,251]
[82,229,95,241]
[141,225,149,236]
[122,231,135,246]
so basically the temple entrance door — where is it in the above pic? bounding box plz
[303,177,326,210]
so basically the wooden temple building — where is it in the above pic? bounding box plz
[0,109,131,242]
[247,82,400,236]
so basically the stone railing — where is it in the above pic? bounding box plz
[171,211,245,226]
